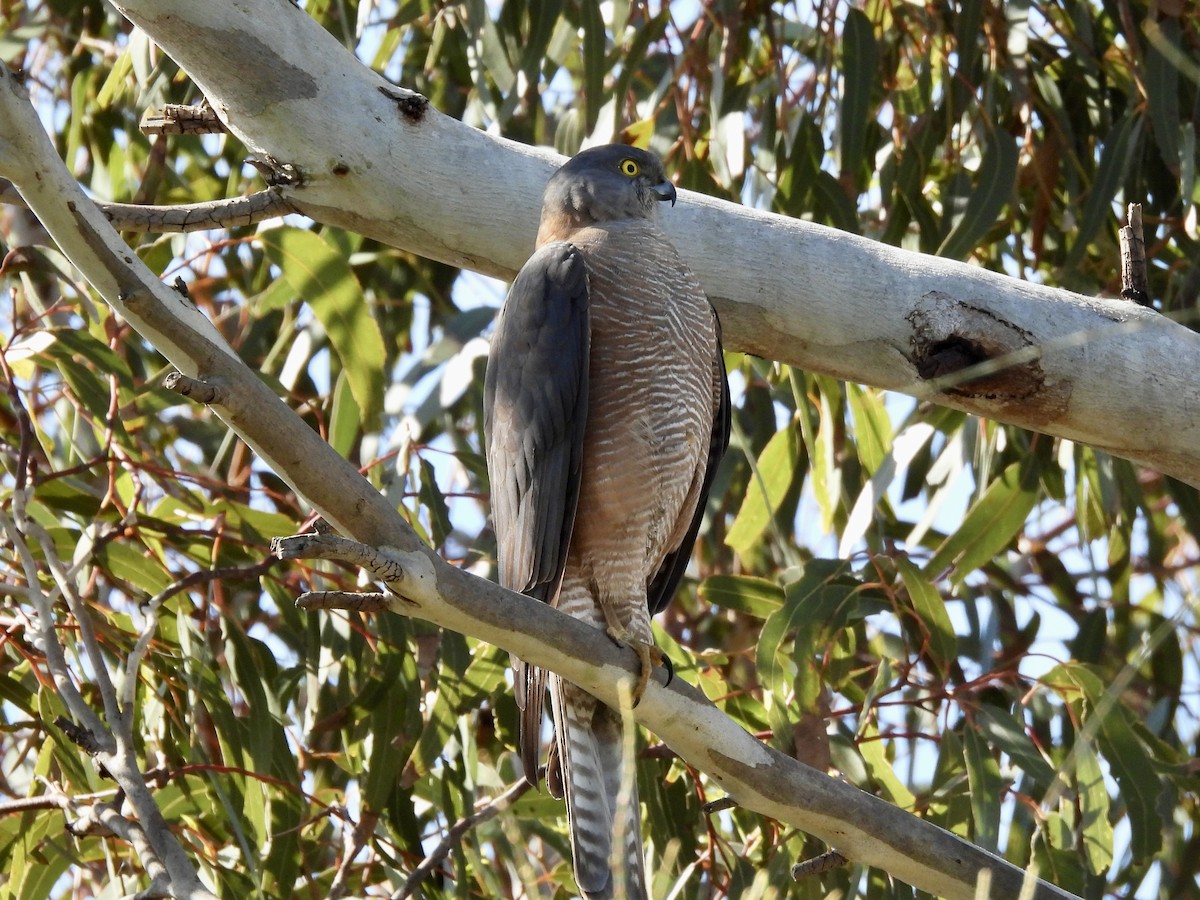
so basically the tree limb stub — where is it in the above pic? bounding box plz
[104,0,1200,486]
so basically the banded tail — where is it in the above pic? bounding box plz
[548,675,648,900]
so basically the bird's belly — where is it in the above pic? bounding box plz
[571,339,712,577]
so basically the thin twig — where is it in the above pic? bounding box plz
[329,807,375,900]
[393,779,534,899]
[26,516,125,735]
[0,509,111,744]
[122,558,277,713]
[0,786,118,815]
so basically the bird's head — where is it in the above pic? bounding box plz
[539,145,677,232]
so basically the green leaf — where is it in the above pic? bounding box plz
[96,540,173,595]
[896,555,957,670]
[222,624,278,773]
[1049,664,1163,863]
[260,226,385,429]
[1145,18,1182,175]
[839,8,877,187]
[858,724,916,808]
[328,370,361,458]
[418,456,453,548]
[95,46,134,109]
[699,575,784,619]
[1065,112,1144,269]
[796,374,838,533]
[757,560,859,708]
[842,421,935,554]
[846,383,891,474]
[580,1,606,132]
[972,705,1057,787]
[1074,739,1114,874]
[963,725,1002,850]
[7,806,69,900]
[363,647,420,811]
[936,127,1018,260]
[926,458,1040,582]
[811,170,862,233]
[726,424,800,555]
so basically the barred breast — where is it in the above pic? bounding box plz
[565,220,718,632]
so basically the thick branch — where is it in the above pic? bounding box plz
[107,0,1200,486]
[0,61,1078,900]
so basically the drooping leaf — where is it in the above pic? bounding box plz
[937,127,1018,261]
[896,555,957,670]
[261,226,386,429]
[838,8,877,189]
[699,574,785,619]
[926,458,1040,582]
[963,725,1002,851]
[726,423,800,555]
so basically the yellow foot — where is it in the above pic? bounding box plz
[604,628,673,706]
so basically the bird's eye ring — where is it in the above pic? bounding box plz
[619,158,640,177]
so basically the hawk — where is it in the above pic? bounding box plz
[484,144,730,900]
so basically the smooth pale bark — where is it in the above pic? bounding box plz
[0,57,1081,900]
[104,0,1200,487]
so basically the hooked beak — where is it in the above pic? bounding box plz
[651,180,677,206]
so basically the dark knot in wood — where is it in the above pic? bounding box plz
[906,291,1071,426]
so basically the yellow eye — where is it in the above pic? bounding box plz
[619,158,640,177]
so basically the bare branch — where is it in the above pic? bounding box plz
[0,509,111,744]
[0,510,216,899]
[101,191,297,233]
[0,786,118,815]
[1,178,295,233]
[394,779,535,900]
[274,532,420,587]
[296,590,393,612]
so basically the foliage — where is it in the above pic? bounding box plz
[2,1,1199,898]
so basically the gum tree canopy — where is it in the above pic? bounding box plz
[1,2,1198,899]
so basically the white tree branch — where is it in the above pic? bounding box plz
[0,507,216,900]
[0,59,1080,900]
[99,0,1200,488]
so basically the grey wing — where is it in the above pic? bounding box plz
[484,241,590,601]
[647,308,730,615]
[483,241,590,785]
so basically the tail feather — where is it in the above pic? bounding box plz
[515,659,547,786]
[551,674,647,900]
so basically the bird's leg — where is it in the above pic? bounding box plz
[600,609,669,706]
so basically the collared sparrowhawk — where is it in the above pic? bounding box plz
[484,144,731,900]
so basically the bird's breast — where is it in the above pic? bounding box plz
[566,224,718,569]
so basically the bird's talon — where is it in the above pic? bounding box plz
[605,628,670,707]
